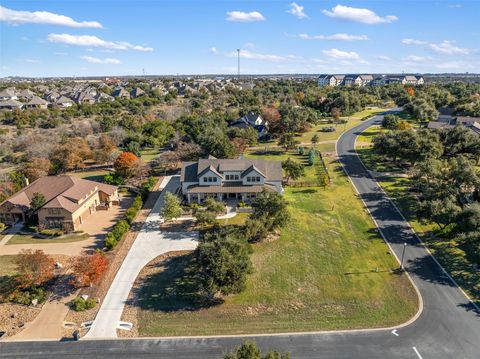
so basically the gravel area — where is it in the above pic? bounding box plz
[0,304,41,338]
[63,178,164,336]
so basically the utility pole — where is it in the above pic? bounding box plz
[237,48,240,80]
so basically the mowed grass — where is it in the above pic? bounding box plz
[139,148,160,163]
[68,169,111,182]
[295,107,389,144]
[7,233,89,245]
[0,255,18,277]
[135,155,418,336]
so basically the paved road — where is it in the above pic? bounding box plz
[1,113,479,358]
[85,175,199,338]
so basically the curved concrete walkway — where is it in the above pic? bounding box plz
[84,176,198,338]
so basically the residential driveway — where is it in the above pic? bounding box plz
[84,176,199,339]
[0,197,131,256]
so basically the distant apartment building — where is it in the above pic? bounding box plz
[318,74,424,87]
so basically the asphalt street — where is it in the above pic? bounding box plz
[1,113,479,358]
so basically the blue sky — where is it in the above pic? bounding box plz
[1,0,479,77]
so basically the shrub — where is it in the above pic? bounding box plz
[104,233,117,250]
[320,126,336,132]
[298,146,305,155]
[103,172,125,185]
[39,228,63,237]
[70,297,97,312]
[125,196,142,224]
[112,220,130,241]
[195,210,217,226]
[11,286,47,305]
[0,222,5,232]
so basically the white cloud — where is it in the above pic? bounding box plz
[54,52,68,56]
[24,58,40,63]
[226,11,265,22]
[402,38,427,45]
[404,55,427,62]
[234,49,286,62]
[20,36,29,41]
[1,65,9,70]
[375,55,391,60]
[80,56,121,64]
[322,5,397,24]
[402,38,472,55]
[448,4,462,8]
[299,33,368,41]
[210,47,219,54]
[429,40,471,55]
[0,6,102,28]
[322,48,361,60]
[288,3,308,19]
[47,34,153,52]
[244,42,255,49]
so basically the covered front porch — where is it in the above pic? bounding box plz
[185,192,258,204]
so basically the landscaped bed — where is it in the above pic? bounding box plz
[6,232,89,245]
[123,155,418,336]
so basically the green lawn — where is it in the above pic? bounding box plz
[134,154,418,336]
[6,233,89,245]
[68,169,111,182]
[0,255,18,277]
[295,107,389,144]
[139,148,160,163]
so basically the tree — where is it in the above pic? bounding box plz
[114,152,141,178]
[161,192,182,221]
[382,114,400,129]
[15,249,54,288]
[30,192,46,211]
[311,133,319,146]
[195,210,217,226]
[204,198,226,214]
[330,107,341,124]
[19,158,51,182]
[282,158,304,183]
[94,134,116,163]
[196,230,252,297]
[49,138,92,172]
[73,252,109,287]
[278,133,299,151]
[457,203,480,233]
[224,341,290,359]
[251,190,289,231]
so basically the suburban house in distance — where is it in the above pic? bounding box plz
[180,157,283,204]
[229,112,269,139]
[0,176,119,232]
[318,74,424,87]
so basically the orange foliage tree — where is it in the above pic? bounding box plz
[73,253,109,287]
[114,151,140,178]
[15,249,55,287]
[406,87,415,97]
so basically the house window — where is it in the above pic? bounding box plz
[213,177,217,182]
[203,177,208,183]
[234,175,239,180]
[247,177,251,182]
[226,175,230,180]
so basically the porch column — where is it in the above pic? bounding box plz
[197,194,201,204]
[187,193,191,203]
[241,194,246,202]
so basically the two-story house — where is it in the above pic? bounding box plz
[180,157,283,204]
[229,112,269,139]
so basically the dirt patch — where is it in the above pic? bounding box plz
[119,250,191,338]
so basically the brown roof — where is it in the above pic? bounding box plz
[1,176,117,213]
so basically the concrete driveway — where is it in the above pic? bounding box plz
[84,176,199,339]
